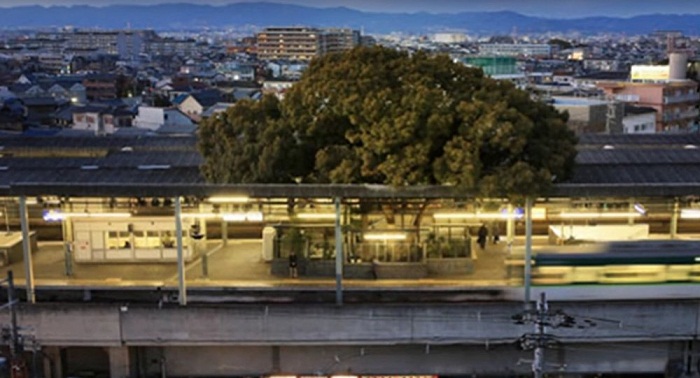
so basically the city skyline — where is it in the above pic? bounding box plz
[1,0,700,18]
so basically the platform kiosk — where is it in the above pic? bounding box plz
[71,217,198,263]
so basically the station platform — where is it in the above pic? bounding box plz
[1,236,519,289]
[1,234,699,304]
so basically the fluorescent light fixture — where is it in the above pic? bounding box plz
[181,213,221,219]
[222,211,263,222]
[296,213,337,220]
[42,210,131,221]
[43,210,65,222]
[208,196,249,204]
[434,208,547,221]
[364,232,408,241]
[681,209,700,220]
[23,198,38,205]
[265,213,290,221]
[559,212,641,219]
[634,203,648,216]
[434,212,503,220]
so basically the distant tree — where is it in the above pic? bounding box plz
[115,74,134,98]
[152,94,172,107]
[198,46,577,201]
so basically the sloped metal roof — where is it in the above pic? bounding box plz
[0,133,699,199]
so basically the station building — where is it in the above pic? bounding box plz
[0,132,699,377]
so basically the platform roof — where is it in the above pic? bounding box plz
[1,133,699,199]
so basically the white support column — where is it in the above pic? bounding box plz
[19,196,36,304]
[334,197,343,306]
[506,203,515,246]
[671,198,679,240]
[175,197,186,306]
[222,220,228,246]
[628,198,635,225]
[524,197,533,306]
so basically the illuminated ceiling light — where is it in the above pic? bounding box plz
[42,210,131,221]
[68,212,132,218]
[22,198,38,205]
[559,212,641,219]
[208,196,250,204]
[634,203,648,216]
[434,208,547,221]
[181,213,221,219]
[363,232,408,241]
[222,211,263,222]
[680,209,700,220]
[433,212,487,220]
[43,210,65,222]
[265,214,291,221]
[296,213,336,220]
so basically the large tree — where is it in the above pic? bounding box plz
[199,46,577,200]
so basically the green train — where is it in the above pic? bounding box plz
[532,241,700,285]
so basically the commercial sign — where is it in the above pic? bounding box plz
[631,65,670,81]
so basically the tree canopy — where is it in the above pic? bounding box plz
[198,46,577,200]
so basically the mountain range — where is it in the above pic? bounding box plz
[2,2,700,35]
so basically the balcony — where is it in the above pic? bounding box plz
[663,108,700,122]
[663,93,700,104]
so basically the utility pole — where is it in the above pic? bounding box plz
[2,271,28,378]
[533,292,547,378]
[513,292,592,377]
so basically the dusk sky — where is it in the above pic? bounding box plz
[0,0,699,18]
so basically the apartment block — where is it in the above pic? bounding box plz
[256,27,360,61]
[599,80,699,132]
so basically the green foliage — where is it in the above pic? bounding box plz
[199,95,306,183]
[198,46,578,201]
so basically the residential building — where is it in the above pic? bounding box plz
[133,105,195,132]
[145,37,198,57]
[257,27,360,61]
[65,30,157,59]
[599,80,699,132]
[83,73,118,101]
[174,89,225,120]
[478,43,551,58]
[431,32,468,44]
[0,96,25,131]
[22,96,67,126]
[552,96,623,134]
[257,27,322,61]
[321,28,361,54]
[72,105,134,135]
[262,79,295,99]
[623,105,657,134]
[201,102,235,119]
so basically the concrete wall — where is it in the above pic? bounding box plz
[9,300,700,347]
[6,301,700,376]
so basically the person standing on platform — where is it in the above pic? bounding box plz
[477,224,488,251]
[289,250,298,278]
